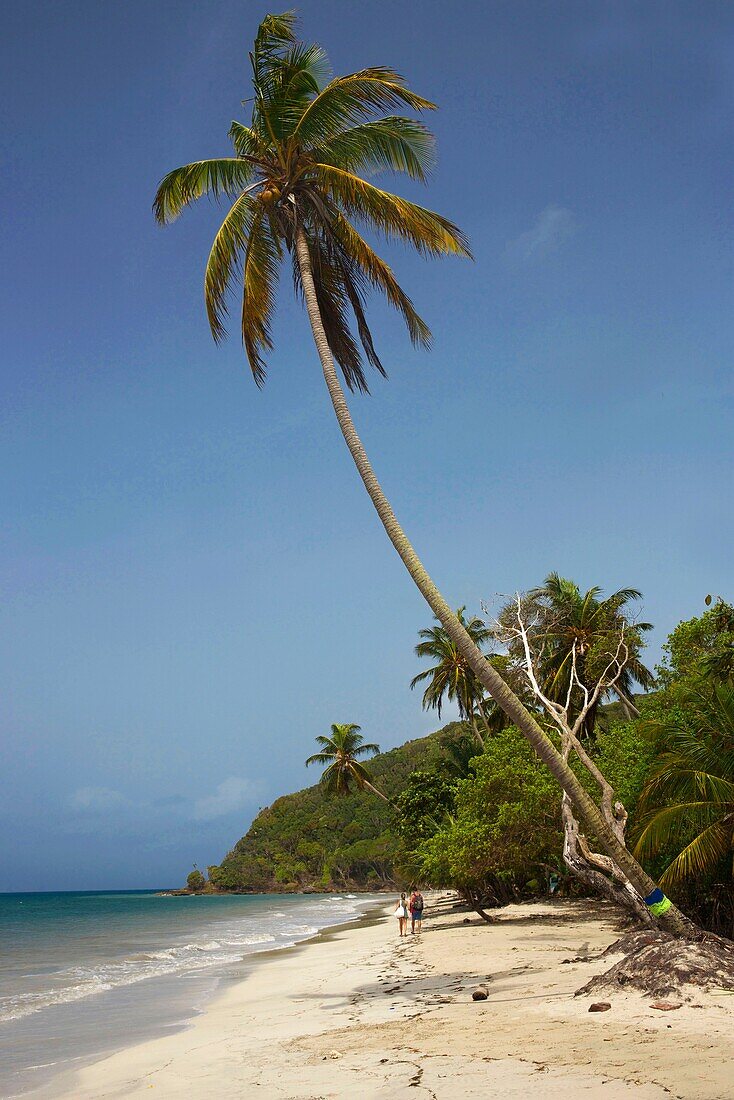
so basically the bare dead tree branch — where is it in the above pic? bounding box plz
[498,595,649,922]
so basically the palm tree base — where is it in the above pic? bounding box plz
[577,925,734,997]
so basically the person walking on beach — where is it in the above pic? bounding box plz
[394,893,409,937]
[409,889,424,934]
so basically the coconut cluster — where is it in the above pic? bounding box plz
[260,185,282,205]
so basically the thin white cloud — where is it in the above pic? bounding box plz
[68,786,130,812]
[67,778,260,823]
[193,777,258,821]
[506,205,577,262]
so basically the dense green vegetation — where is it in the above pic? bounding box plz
[204,597,733,938]
[631,600,734,934]
[392,716,659,917]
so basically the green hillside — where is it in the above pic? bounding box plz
[208,722,467,892]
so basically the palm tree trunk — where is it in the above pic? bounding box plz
[294,224,693,938]
[477,698,494,739]
[616,689,641,720]
[361,777,398,810]
[467,709,484,750]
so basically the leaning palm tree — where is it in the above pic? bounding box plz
[306,722,391,804]
[411,608,493,745]
[153,12,691,935]
[633,681,734,889]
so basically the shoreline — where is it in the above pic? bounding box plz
[4,893,383,1100]
[31,895,734,1099]
[19,897,386,1100]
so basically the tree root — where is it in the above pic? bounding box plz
[576,928,734,998]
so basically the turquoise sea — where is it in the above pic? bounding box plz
[0,889,376,1097]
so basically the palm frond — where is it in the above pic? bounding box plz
[639,762,734,809]
[607,587,644,606]
[258,42,331,142]
[241,209,281,384]
[410,667,434,689]
[305,752,334,766]
[228,121,269,159]
[634,800,718,860]
[351,742,381,756]
[293,227,369,391]
[329,722,362,741]
[314,116,436,181]
[329,213,431,346]
[319,763,347,794]
[660,820,732,887]
[204,192,258,342]
[153,159,254,224]
[250,10,299,86]
[294,67,435,147]
[315,165,471,257]
[341,262,385,379]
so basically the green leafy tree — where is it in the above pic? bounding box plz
[186,868,207,892]
[394,770,456,886]
[702,600,734,682]
[396,770,455,841]
[593,720,658,814]
[418,728,561,918]
[658,599,734,689]
[154,11,690,935]
[306,722,392,804]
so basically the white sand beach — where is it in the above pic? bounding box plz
[39,896,733,1099]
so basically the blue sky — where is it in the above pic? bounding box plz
[2,1,732,890]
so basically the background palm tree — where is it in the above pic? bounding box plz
[153,11,691,934]
[306,722,391,804]
[633,681,734,890]
[411,608,493,744]
[441,730,481,781]
[498,573,655,739]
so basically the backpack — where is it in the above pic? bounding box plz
[413,892,424,910]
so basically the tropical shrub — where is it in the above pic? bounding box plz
[415,727,561,914]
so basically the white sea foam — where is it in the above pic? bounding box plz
[0,895,369,1025]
